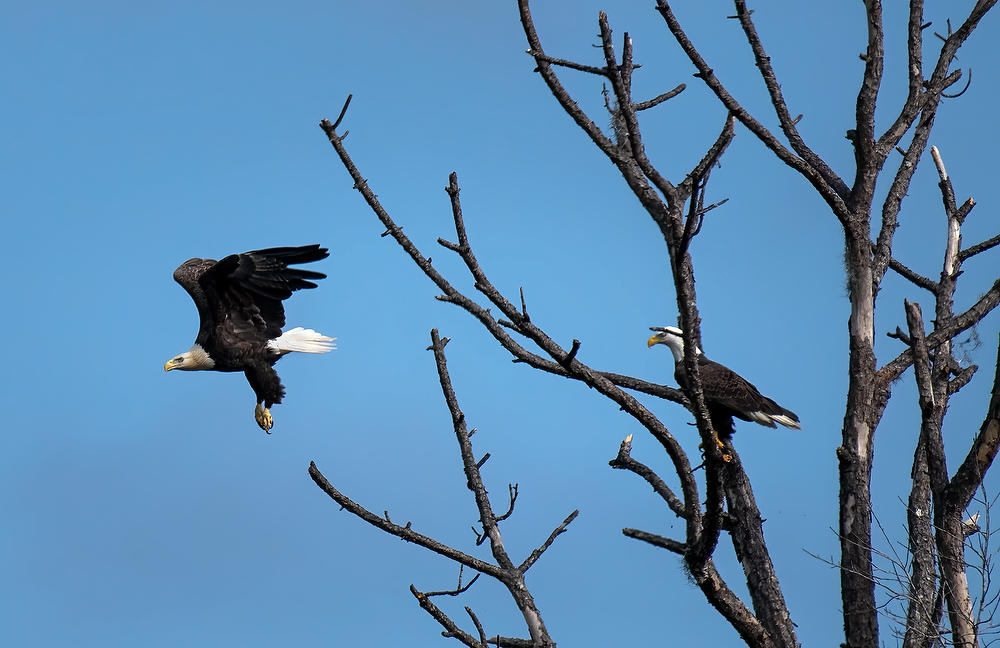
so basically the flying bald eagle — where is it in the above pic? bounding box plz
[647,326,800,439]
[164,245,335,433]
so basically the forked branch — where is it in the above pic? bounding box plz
[311,328,586,647]
[320,110,704,546]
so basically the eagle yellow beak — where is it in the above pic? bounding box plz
[164,360,177,372]
[647,334,662,348]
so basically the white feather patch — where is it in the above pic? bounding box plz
[268,327,337,354]
[769,414,802,430]
[747,411,778,427]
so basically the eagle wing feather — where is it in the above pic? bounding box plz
[697,357,800,428]
[174,245,329,357]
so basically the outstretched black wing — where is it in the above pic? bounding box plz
[173,245,329,353]
[173,258,219,345]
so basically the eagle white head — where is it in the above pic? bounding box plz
[163,344,216,371]
[647,326,702,363]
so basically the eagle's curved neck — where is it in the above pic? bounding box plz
[665,339,701,365]
[187,344,216,369]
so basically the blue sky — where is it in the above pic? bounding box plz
[3,1,999,646]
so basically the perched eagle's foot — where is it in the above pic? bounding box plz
[717,436,733,463]
[254,403,274,433]
[698,436,733,463]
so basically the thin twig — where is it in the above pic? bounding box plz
[411,585,485,648]
[960,233,1000,261]
[518,510,580,573]
[634,84,686,111]
[887,257,938,292]
[524,51,610,76]
[496,484,519,522]
[309,462,504,579]
[622,528,687,554]
[425,572,482,598]
[330,94,353,131]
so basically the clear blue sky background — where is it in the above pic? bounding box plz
[3,2,999,646]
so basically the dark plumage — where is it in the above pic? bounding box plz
[165,245,334,432]
[648,326,800,439]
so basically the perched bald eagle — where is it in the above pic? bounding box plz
[647,326,800,438]
[164,245,335,433]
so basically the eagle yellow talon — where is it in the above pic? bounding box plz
[255,404,274,433]
[698,435,733,463]
[717,439,734,463]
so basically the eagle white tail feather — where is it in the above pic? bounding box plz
[770,414,802,430]
[747,410,802,430]
[747,411,778,427]
[268,327,336,354]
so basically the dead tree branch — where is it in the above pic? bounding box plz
[316,2,1000,647]
[310,329,591,647]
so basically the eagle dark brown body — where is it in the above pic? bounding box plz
[648,326,800,439]
[165,245,335,432]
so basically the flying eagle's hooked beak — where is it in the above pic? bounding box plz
[164,358,181,372]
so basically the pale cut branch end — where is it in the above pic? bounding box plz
[931,145,948,182]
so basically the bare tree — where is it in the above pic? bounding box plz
[309,2,1000,647]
